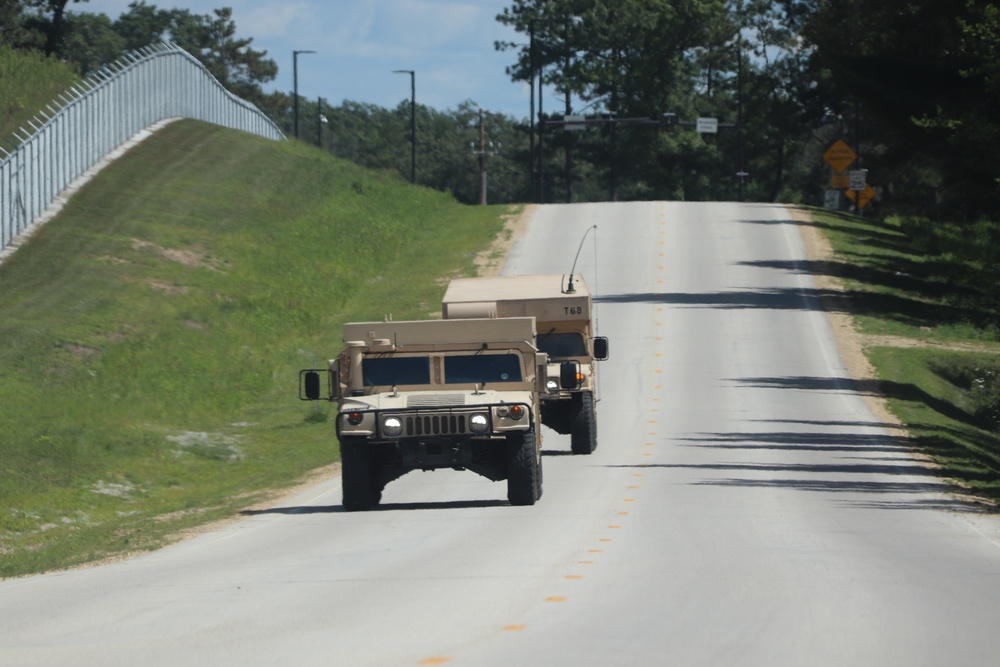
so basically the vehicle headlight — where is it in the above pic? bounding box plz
[382,416,403,436]
[546,380,559,393]
[469,413,490,433]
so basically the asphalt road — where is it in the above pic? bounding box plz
[4,201,1000,666]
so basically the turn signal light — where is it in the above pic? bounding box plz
[347,412,363,425]
[508,405,525,420]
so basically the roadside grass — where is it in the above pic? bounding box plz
[1,45,81,148]
[804,207,1000,503]
[0,119,514,577]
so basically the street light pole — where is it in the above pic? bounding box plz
[529,20,536,202]
[393,69,416,184]
[293,49,316,140]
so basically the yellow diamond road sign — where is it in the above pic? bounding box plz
[823,139,858,173]
[845,183,875,209]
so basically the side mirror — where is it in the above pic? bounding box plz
[331,368,342,400]
[593,336,609,361]
[560,361,582,390]
[300,370,322,401]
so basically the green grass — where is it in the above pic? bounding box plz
[1,45,81,149]
[805,207,1000,502]
[0,119,515,577]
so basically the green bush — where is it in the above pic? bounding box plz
[929,356,1000,432]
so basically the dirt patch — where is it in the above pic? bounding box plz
[63,343,101,359]
[475,205,534,277]
[131,238,225,272]
[145,279,189,295]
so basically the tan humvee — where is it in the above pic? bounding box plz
[300,317,558,510]
[441,274,609,455]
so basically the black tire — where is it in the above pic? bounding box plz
[340,438,382,511]
[507,429,541,506]
[570,391,597,455]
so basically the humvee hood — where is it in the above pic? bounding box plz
[340,389,535,413]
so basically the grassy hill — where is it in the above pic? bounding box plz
[0,119,515,577]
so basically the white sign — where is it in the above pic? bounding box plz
[849,169,867,191]
[824,189,841,210]
[564,115,586,132]
[696,117,718,134]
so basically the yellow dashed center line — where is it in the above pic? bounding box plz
[503,625,526,632]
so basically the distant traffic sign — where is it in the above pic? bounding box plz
[849,169,867,191]
[830,173,850,189]
[564,115,586,131]
[824,189,841,210]
[823,139,857,173]
[696,117,718,134]
[844,183,875,209]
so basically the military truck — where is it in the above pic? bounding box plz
[441,274,609,455]
[299,317,555,510]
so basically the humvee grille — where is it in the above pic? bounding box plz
[405,413,468,436]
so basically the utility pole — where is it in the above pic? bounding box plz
[292,50,316,139]
[529,20,537,202]
[478,109,487,205]
[472,109,500,205]
[317,96,327,148]
[393,69,416,184]
[538,59,546,204]
[564,64,573,203]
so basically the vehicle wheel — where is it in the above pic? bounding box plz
[507,429,541,506]
[570,391,597,455]
[340,438,381,511]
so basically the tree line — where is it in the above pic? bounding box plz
[4,0,1000,219]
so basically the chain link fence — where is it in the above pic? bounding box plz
[1,41,284,255]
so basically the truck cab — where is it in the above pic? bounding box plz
[442,274,609,454]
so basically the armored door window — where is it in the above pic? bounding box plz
[362,356,431,386]
[537,332,587,358]
[444,354,522,384]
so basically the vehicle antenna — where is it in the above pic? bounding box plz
[565,225,597,294]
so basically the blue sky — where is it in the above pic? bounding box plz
[76,0,535,119]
